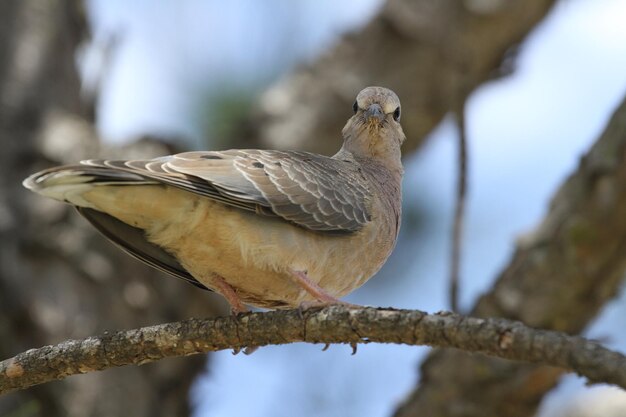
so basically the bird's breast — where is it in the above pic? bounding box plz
[142,188,398,308]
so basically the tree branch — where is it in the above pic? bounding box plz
[236,0,557,156]
[2,306,626,396]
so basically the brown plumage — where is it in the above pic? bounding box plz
[23,86,405,310]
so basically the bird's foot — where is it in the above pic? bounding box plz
[208,273,248,314]
[290,269,359,308]
[208,274,258,354]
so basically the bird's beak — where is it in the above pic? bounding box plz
[364,103,384,124]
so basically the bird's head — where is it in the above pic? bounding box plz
[341,86,405,165]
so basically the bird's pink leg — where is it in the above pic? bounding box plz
[208,274,259,354]
[290,270,356,307]
[208,274,248,314]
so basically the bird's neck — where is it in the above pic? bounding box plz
[358,155,403,240]
[333,143,403,240]
[333,146,403,213]
[337,129,404,176]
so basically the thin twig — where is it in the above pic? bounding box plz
[2,306,626,396]
[450,100,469,312]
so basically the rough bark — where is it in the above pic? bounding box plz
[235,0,557,155]
[0,1,222,416]
[2,306,626,395]
[393,93,626,417]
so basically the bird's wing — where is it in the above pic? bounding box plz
[83,149,371,233]
[77,207,208,290]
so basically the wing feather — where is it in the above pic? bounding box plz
[77,207,208,290]
[83,149,371,233]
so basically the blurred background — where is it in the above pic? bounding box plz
[1,0,626,416]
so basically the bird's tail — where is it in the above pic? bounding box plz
[24,165,206,290]
[23,165,152,208]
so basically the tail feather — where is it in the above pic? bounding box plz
[23,165,156,207]
[22,164,207,292]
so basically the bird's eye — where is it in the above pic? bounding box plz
[393,106,401,122]
[352,101,358,114]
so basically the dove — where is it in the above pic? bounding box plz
[23,86,405,312]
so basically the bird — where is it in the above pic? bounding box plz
[23,86,405,312]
